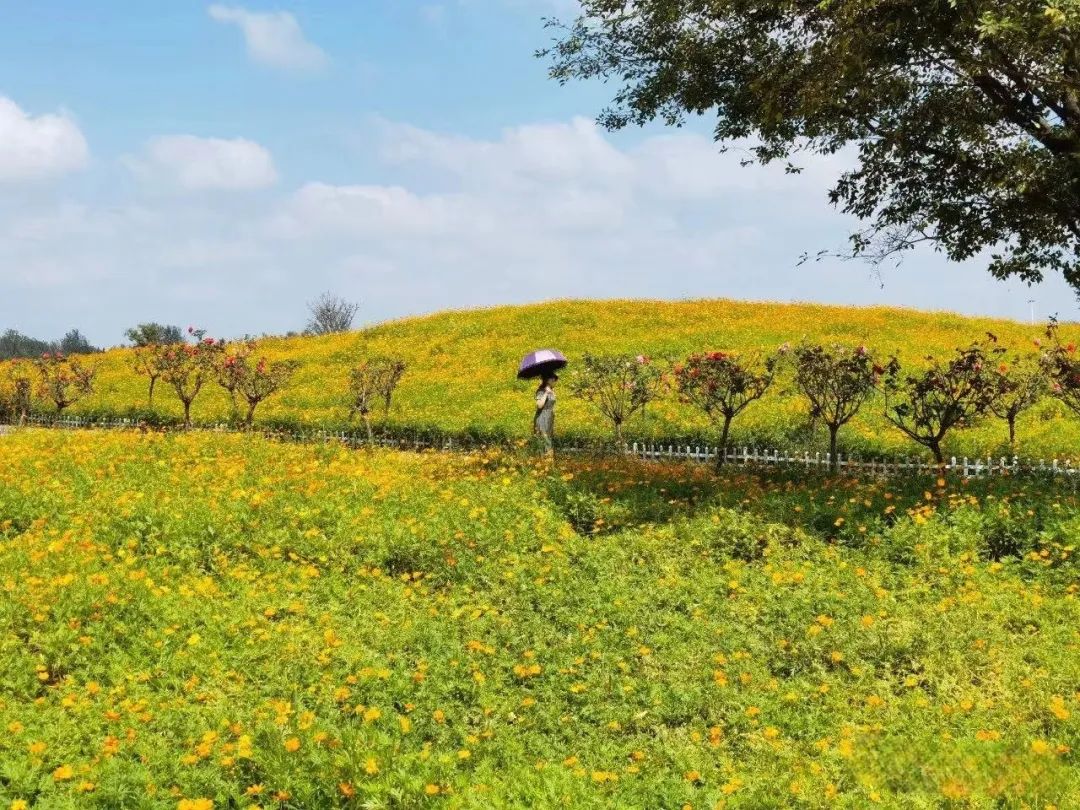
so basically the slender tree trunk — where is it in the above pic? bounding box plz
[183,399,192,429]
[828,424,839,474]
[364,413,374,447]
[614,419,624,450]
[929,439,944,467]
[716,415,732,469]
[1008,415,1016,449]
[148,376,157,407]
[245,400,257,428]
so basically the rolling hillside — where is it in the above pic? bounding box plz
[9,298,1080,459]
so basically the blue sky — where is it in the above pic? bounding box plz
[1,0,1076,346]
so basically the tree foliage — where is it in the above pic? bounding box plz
[157,328,225,428]
[347,357,407,443]
[124,323,184,347]
[0,328,100,360]
[990,352,1048,448]
[673,351,776,464]
[569,354,663,443]
[790,344,878,471]
[544,1,1080,291]
[881,341,1006,464]
[216,345,298,427]
[1042,318,1080,417]
[35,353,97,414]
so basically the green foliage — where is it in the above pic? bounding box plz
[544,0,1080,291]
[674,351,777,461]
[348,357,408,443]
[124,323,184,347]
[791,343,879,470]
[568,353,663,441]
[881,341,1007,463]
[35,353,96,414]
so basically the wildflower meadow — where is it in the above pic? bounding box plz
[1,428,1078,808]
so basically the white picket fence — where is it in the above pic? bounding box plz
[629,442,1079,479]
[12,414,1080,481]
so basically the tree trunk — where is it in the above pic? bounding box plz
[716,415,732,469]
[364,413,374,447]
[828,424,839,474]
[1008,415,1016,449]
[183,399,192,429]
[614,419,624,449]
[928,439,944,467]
[245,401,257,428]
[148,375,157,407]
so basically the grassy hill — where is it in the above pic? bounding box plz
[12,298,1080,459]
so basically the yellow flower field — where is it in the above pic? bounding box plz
[6,299,1080,459]
[1,428,1078,807]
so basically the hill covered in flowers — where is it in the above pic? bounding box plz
[13,299,1080,458]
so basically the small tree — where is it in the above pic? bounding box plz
[348,357,407,444]
[306,292,360,336]
[674,351,776,466]
[215,346,298,427]
[158,328,224,428]
[125,323,184,347]
[881,342,1005,466]
[569,354,663,444]
[790,344,877,472]
[1042,319,1080,420]
[990,354,1047,450]
[128,345,168,406]
[36,353,96,414]
[215,340,256,416]
[2,360,33,424]
[378,358,407,415]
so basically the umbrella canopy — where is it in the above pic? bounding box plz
[517,348,567,380]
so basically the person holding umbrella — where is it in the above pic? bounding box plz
[517,349,567,455]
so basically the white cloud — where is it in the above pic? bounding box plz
[208,5,328,73]
[0,96,88,182]
[129,135,278,191]
[2,115,1076,344]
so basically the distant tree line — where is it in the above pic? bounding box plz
[0,328,101,360]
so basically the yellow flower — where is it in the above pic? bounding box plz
[10,801,29,810]
[52,764,74,781]
[283,737,301,752]
[177,800,214,810]
[1031,739,1053,755]
[364,757,379,775]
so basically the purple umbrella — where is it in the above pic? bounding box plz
[517,348,567,380]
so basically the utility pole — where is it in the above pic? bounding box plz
[1028,298,1036,326]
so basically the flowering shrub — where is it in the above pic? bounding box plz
[34,353,96,413]
[568,353,663,443]
[881,342,1006,464]
[1043,319,1080,420]
[990,352,1048,449]
[158,328,225,427]
[790,343,878,471]
[674,351,776,464]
